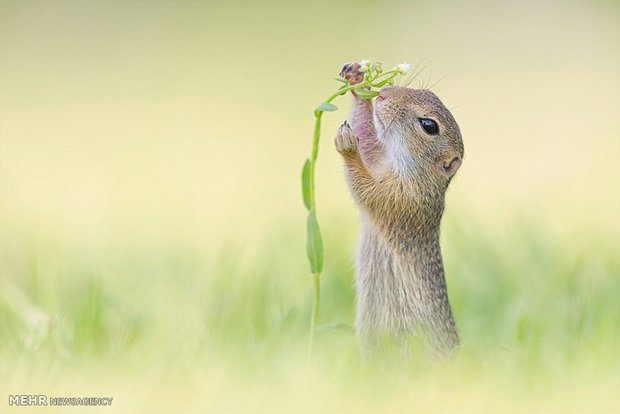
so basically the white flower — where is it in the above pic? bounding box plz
[359,59,371,72]
[395,62,411,75]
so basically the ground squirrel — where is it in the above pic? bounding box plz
[335,62,464,359]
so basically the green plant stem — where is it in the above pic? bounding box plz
[309,272,320,353]
[308,112,322,354]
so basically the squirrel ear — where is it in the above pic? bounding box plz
[436,155,461,177]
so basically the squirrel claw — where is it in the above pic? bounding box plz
[335,122,358,154]
[339,62,364,85]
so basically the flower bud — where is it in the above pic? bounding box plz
[395,63,411,75]
[359,59,371,72]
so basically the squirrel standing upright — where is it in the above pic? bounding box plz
[335,62,464,359]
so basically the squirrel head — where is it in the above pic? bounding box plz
[373,86,464,187]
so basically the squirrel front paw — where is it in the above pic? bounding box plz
[339,62,364,85]
[335,121,359,154]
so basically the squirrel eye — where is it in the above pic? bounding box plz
[419,118,439,135]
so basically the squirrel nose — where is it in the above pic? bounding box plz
[377,86,398,102]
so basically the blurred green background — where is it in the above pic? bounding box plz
[1,1,619,412]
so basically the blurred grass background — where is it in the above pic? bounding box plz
[0,0,619,412]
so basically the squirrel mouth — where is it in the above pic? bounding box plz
[373,106,382,123]
[373,108,387,132]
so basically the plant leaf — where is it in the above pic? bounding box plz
[301,159,311,210]
[354,88,379,99]
[306,210,323,274]
[371,78,391,88]
[334,77,348,84]
[316,102,338,112]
